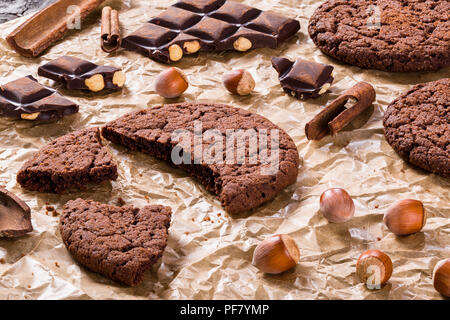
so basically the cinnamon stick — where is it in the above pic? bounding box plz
[101,6,121,53]
[305,82,376,140]
[6,0,106,57]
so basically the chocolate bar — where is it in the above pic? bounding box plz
[122,0,300,63]
[271,57,334,99]
[38,56,126,92]
[0,187,33,238]
[0,76,78,121]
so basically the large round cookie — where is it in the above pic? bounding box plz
[308,0,450,72]
[102,103,300,214]
[383,78,449,178]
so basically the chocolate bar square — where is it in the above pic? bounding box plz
[38,56,125,92]
[272,57,334,99]
[0,76,78,121]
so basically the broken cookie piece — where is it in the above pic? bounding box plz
[0,187,33,238]
[271,57,334,99]
[0,76,78,121]
[17,127,118,194]
[38,56,125,92]
[60,198,172,286]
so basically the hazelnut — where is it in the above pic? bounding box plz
[319,188,355,223]
[222,69,255,96]
[356,249,393,289]
[21,112,40,120]
[155,67,189,99]
[183,40,201,54]
[168,44,183,62]
[84,74,105,92]
[384,199,426,236]
[433,259,450,297]
[252,234,300,274]
[233,37,252,52]
[112,71,126,88]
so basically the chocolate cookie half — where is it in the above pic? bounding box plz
[60,199,172,286]
[308,0,450,72]
[102,103,299,213]
[383,78,449,178]
[17,128,118,193]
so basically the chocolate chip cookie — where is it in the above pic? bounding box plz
[60,199,172,286]
[17,128,118,193]
[383,78,449,177]
[102,103,299,214]
[308,0,450,72]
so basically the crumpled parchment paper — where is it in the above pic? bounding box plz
[0,0,448,300]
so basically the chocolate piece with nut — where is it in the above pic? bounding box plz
[0,187,33,238]
[271,57,334,99]
[38,56,126,92]
[305,82,376,140]
[0,76,79,121]
[122,0,300,63]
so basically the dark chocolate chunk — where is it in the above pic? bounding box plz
[38,56,126,92]
[121,0,300,64]
[0,76,78,121]
[0,187,33,238]
[271,57,334,100]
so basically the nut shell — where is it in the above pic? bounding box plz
[155,67,188,98]
[356,249,393,289]
[252,234,300,274]
[433,258,450,297]
[384,199,425,236]
[319,188,355,223]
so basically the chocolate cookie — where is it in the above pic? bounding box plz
[17,128,118,193]
[308,0,450,72]
[383,78,449,178]
[102,103,299,214]
[60,199,172,286]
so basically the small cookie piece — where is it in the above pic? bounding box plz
[271,57,334,99]
[38,56,125,92]
[383,78,449,178]
[102,103,300,214]
[60,199,172,286]
[0,76,78,121]
[17,128,118,193]
[308,0,450,72]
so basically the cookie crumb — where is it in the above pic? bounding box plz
[374,204,379,209]
[55,262,60,268]
[117,197,126,206]
[0,258,5,264]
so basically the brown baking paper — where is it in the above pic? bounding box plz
[0,0,448,300]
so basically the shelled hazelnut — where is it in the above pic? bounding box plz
[252,234,300,274]
[356,249,393,289]
[223,69,255,96]
[155,67,188,98]
[319,188,355,223]
[384,199,426,236]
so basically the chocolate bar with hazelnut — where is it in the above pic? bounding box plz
[38,56,126,92]
[271,57,334,99]
[0,76,78,121]
[121,0,300,63]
